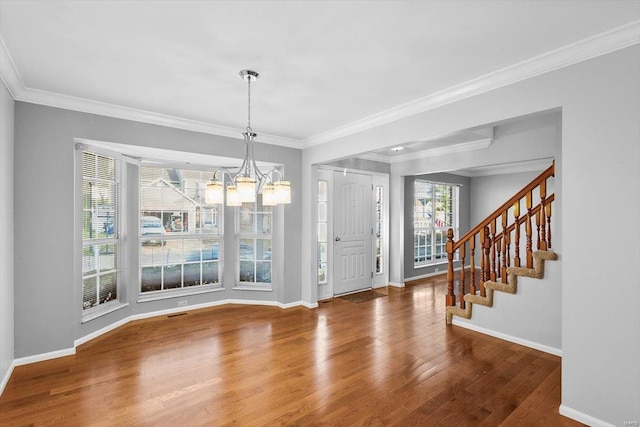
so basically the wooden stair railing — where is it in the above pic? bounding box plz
[445,162,555,309]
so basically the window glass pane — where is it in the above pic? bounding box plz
[257,239,271,260]
[163,264,182,289]
[257,213,272,234]
[82,276,97,309]
[141,266,162,292]
[318,243,327,263]
[318,181,328,202]
[99,272,117,303]
[239,261,255,282]
[240,239,254,260]
[256,261,271,283]
[183,263,201,287]
[318,223,327,243]
[201,239,219,261]
[318,263,327,284]
[202,261,219,284]
[99,245,116,272]
[318,202,327,222]
[239,206,255,234]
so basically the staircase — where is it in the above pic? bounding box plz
[445,162,556,324]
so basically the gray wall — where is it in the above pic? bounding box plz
[13,102,302,358]
[403,172,471,280]
[0,82,15,386]
[469,171,542,226]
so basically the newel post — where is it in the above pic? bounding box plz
[446,228,455,307]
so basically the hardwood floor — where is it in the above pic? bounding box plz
[0,276,583,426]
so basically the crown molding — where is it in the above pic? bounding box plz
[2,20,639,150]
[0,36,302,149]
[302,20,640,148]
[0,36,22,99]
[360,138,493,164]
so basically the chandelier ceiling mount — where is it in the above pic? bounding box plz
[205,69,291,207]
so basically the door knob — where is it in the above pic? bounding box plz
[335,237,341,242]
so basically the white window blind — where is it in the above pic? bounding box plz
[82,151,120,310]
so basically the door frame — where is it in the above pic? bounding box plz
[315,166,389,300]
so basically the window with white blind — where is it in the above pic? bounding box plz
[139,166,222,294]
[82,151,120,312]
[414,180,459,267]
[236,196,272,288]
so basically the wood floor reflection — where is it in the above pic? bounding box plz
[0,276,583,426]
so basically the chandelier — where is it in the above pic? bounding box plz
[205,70,291,206]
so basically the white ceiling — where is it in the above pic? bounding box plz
[1,1,639,149]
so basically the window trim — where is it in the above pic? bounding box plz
[235,198,273,290]
[413,179,460,268]
[78,144,128,322]
[138,164,224,296]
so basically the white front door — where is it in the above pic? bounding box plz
[333,171,372,295]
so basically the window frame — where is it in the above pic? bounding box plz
[138,164,224,300]
[234,195,273,290]
[413,179,460,267]
[78,145,128,323]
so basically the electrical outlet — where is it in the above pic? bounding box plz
[178,300,188,307]
[435,267,439,272]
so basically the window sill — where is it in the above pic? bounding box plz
[137,285,224,303]
[82,301,129,324]
[414,260,452,269]
[232,285,272,292]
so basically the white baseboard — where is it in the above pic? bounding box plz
[388,282,405,288]
[0,361,15,396]
[559,405,615,427]
[451,318,562,357]
[14,347,76,366]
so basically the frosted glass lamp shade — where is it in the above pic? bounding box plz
[226,185,242,206]
[205,180,224,204]
[236,176,257,203]
[262,183,277,206]
[275,181,291,204]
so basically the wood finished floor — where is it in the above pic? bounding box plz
[0,276,583,426]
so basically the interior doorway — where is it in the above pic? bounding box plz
[316,167,389,300]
